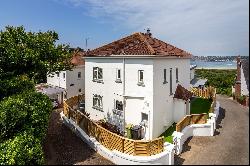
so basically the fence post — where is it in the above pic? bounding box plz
[122,138,125,153]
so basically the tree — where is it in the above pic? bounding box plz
[0,26,74,83]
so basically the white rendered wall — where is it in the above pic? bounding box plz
[47,65,85,99]
[190,69,195,81]
[85,58,154,139]
[152,58,190,138]
[66,65,85,99]
[47,71,67,89]
[124,58,154,140]
[173,99,187,123]
[241,67,249,96]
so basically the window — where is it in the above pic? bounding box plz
[115,100,123,111]
[138,70,144,86]
[141,113,148,121]
[56,72,59,77]
[78,72,81,78]
[93,94,103,111]
[163,69,167,84]
[115,69,122,83]
[63,73,66,79]
[79,88,81,92]
[170,68,173,95]
[93,67,103,82]
[176,68,179,83]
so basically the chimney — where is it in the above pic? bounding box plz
[146,28,152,37]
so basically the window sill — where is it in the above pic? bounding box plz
[93,79,104,84]
[137,82,145,87]
[115,79,122,83]
[163,81,168,84]
[92,106,103,112]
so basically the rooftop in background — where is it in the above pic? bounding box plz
[174,84,193,101]
[71,50,85,66]
[241,59,249,91]
[86,32,192,58]
[35,83,65,98]
[191,78,208,88]
[190,65,197,70]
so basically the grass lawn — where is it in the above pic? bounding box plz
[160,123,176,143]
[190,97,212,114]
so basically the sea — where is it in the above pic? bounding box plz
[191,60,237,69]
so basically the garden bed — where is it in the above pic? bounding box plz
[160,123,176,143]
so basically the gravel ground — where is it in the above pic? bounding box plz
[43,109,114,165]
[175,94,249,165]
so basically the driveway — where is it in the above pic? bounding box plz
[175,94,249,165]
[43,109,114,165]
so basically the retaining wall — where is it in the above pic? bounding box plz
[173,102,220,155]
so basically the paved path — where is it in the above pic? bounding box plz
[43,109,114,165]
[175,95,249,165]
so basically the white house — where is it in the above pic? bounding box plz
[46,50,85,103]
[84,31,193,140]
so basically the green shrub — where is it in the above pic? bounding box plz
[0,91,52,141]
[0,131,44,165]
[0,75,35,100]
[195,69,236,96]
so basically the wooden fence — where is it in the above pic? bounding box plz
[176,113,208,132]
[63,96,164,156]
[191,86,216,99]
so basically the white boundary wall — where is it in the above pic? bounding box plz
[60,112,175,165]
[173,101,220,155]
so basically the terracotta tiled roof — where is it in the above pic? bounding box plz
[71,51,85,66]
[174,84,193,101]
[86,32,192,58]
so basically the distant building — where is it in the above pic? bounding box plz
[46,50,85,103]
[233,55,249,107]
[190,65,207,89]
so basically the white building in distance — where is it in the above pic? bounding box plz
[46,50,85,103]
[84,31,193,140]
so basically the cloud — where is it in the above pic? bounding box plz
[64,0,249,56]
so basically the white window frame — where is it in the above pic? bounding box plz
[115,68,122,83]
[93,67,103,82]
[92,94,103,111]
[137,70,144,86]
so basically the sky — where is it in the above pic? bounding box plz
[0,0,249,56]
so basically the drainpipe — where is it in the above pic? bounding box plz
[123,58,126,135]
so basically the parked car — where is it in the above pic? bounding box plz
[78,101,85,112]
[51,99,59,109]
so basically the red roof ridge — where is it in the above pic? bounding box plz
[137,32,156,55]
